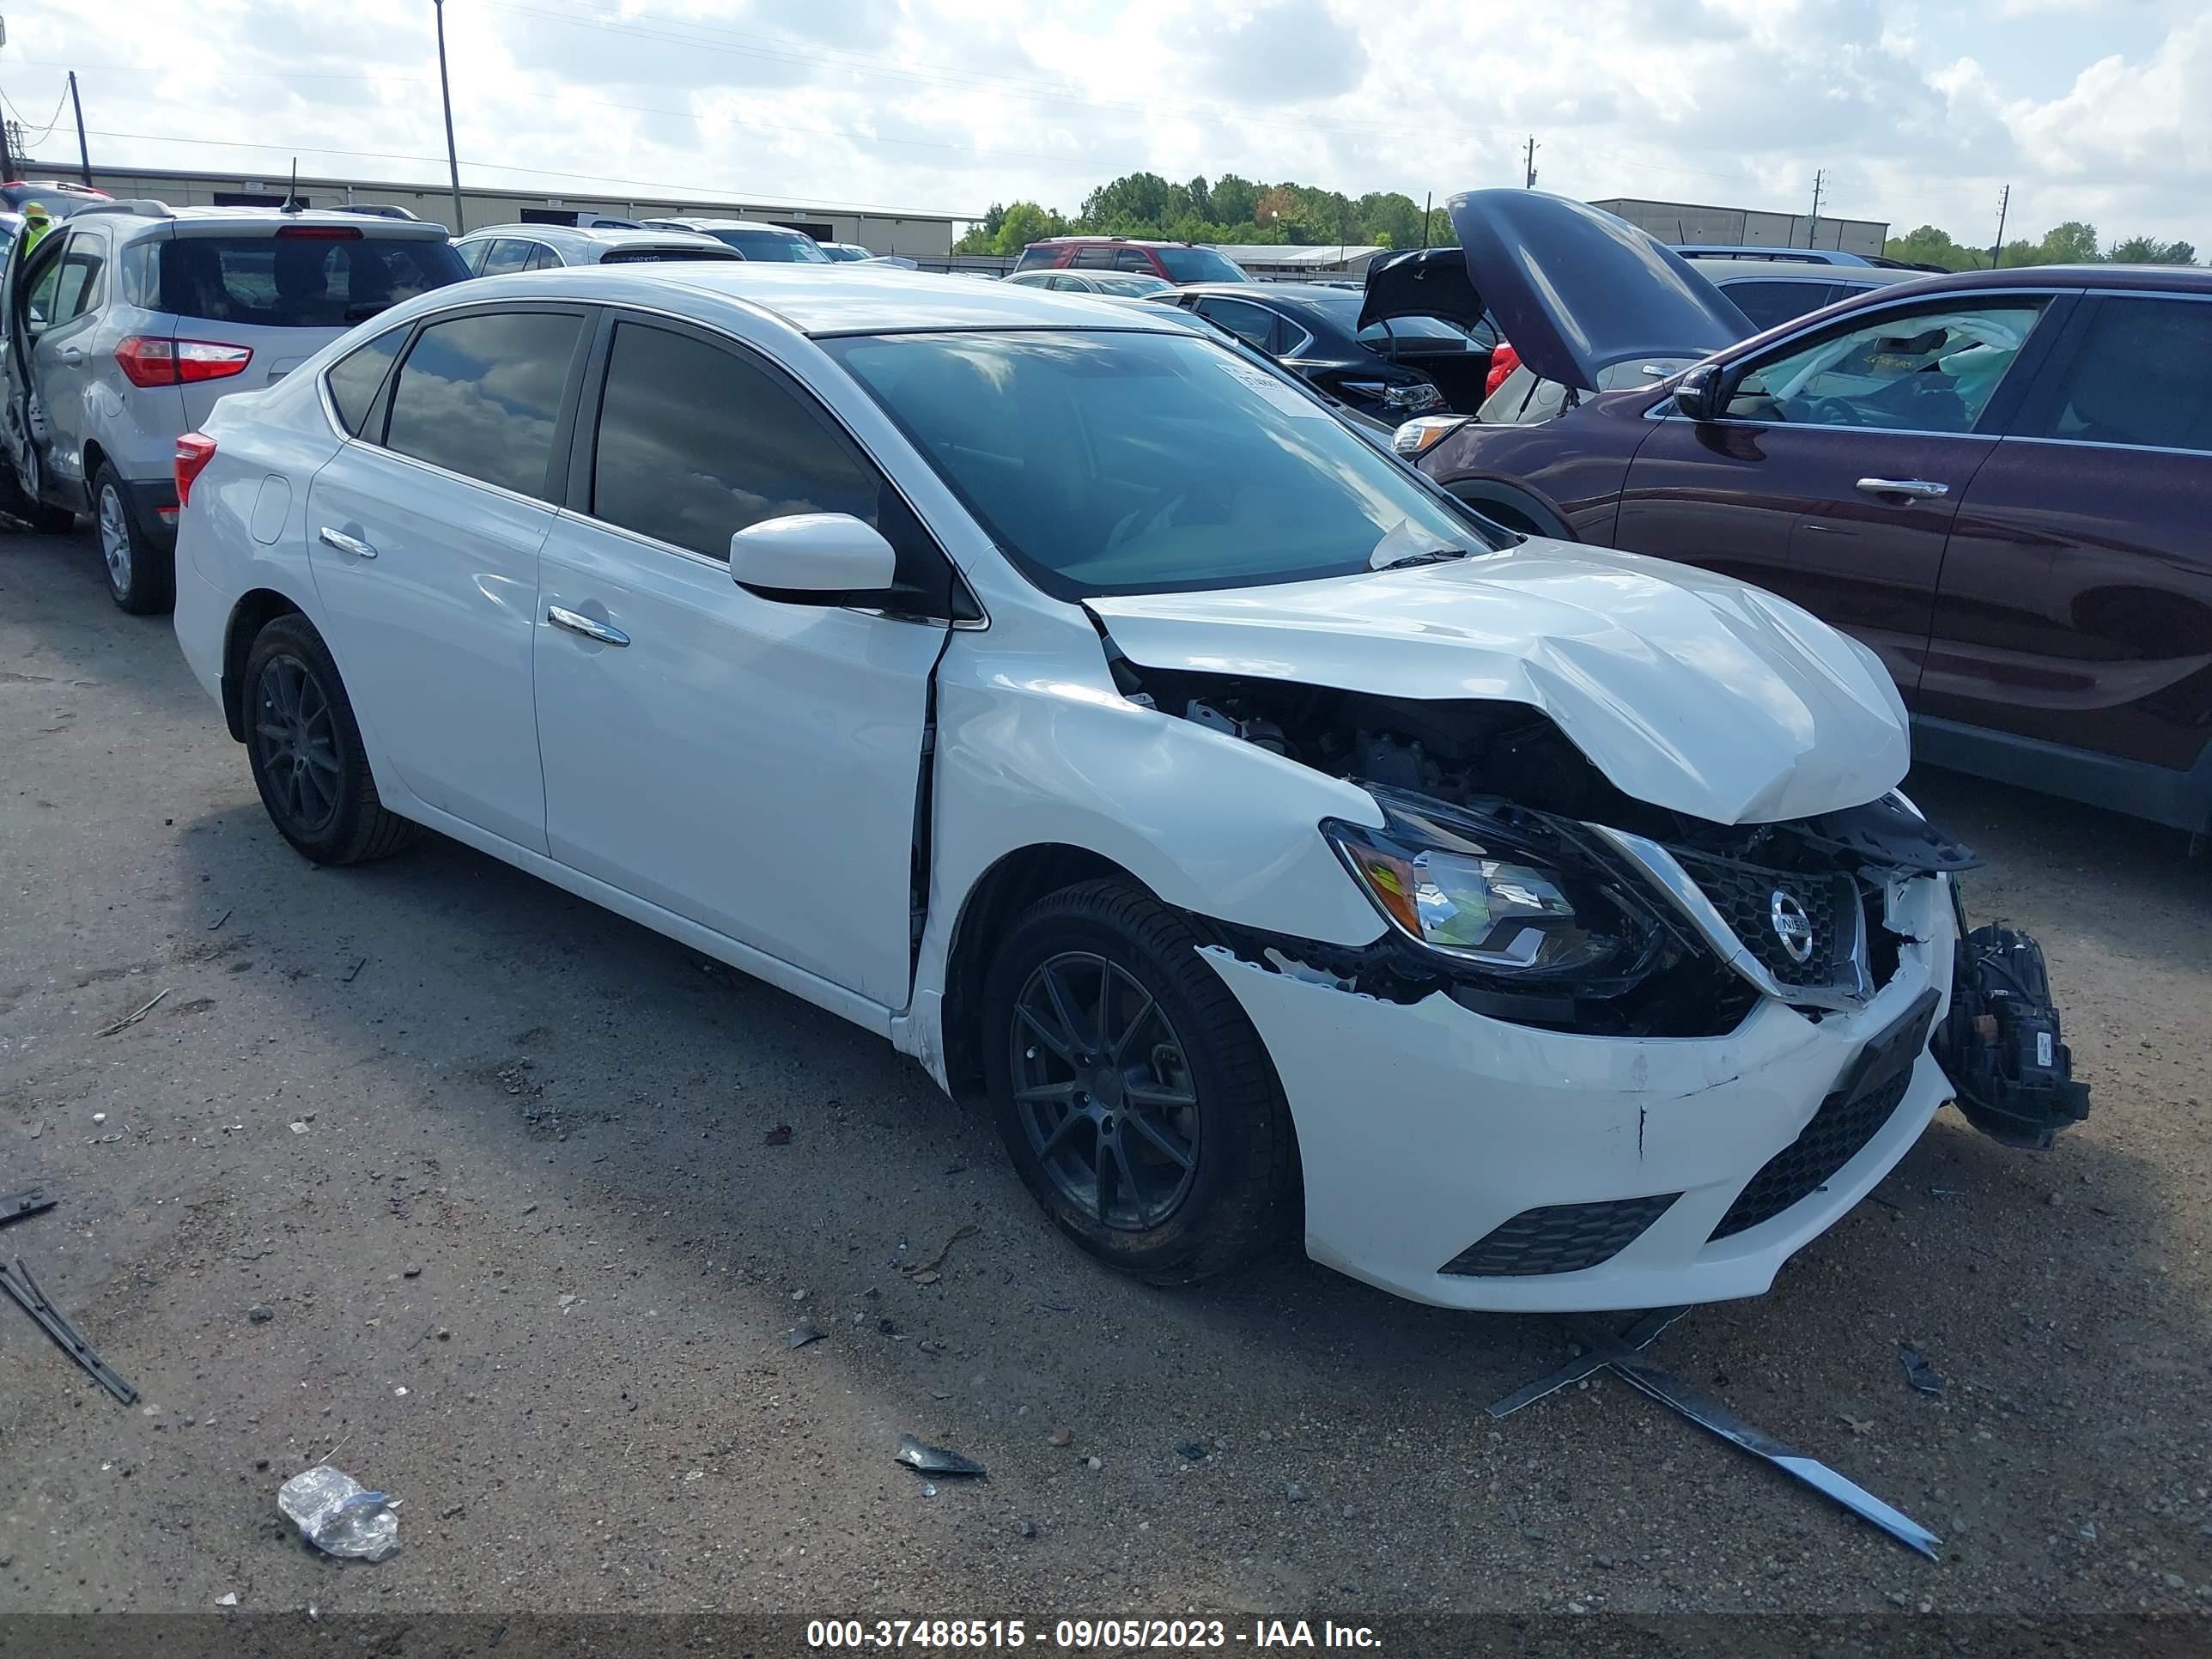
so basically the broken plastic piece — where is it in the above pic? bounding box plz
[1933,918,2089,1149]
[895,1433,986,1479]
[0,1256,137,1404]
[0,1188,55,1230]
[1899,1344,1944,1396]
[785,1322,823,1349]
[277,1465,399,1562]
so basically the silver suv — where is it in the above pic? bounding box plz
[1,202,468,611]
[453,223,742,273]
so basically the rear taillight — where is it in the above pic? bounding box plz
[173,433,217,509]
[1485,343,1521,400]
[116,337,254,388]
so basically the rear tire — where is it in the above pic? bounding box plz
[95,464,174,614]
[982,879,1299,1285]
[243,614,419,866]
[0,450,77,534]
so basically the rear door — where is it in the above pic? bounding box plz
[1925,291,2212,809]
[1617,294,2059,700]
[161,224,468,428]
[304,304,590,850]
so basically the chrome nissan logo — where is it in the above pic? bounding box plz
[1770,890,1815,964]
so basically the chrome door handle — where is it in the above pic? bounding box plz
[317,526,376,559]
[1855,477,1948,500]
[548,605,629,647]
[56,344,85,366]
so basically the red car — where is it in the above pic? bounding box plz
[1369,191,2212,837]
[1012,236,1252,286]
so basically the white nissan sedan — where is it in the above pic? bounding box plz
[172,264,2028,1311]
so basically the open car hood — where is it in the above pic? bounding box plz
[1360,191,1753,393]
[1086,540,1910,826]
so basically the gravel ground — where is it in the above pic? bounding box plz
[3,526,2210,1624]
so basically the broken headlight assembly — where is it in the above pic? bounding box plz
[1323,790,1671,985]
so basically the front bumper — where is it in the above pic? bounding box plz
[1204,874,1958,1311]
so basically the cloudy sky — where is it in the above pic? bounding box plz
[10,0,2209,244]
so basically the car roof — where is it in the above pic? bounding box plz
[411,262,1195,337]
[459,222,730,250]
[1690,258,1920,285]
[1672,245,1871,265]
[1867,263,2212,301]
[74,204,453,240]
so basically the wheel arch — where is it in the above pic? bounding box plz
[1444,477,1577,541]
[220,587,309,742]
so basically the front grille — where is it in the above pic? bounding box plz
[1708,1064,1914,1241]
[1671,851,1857,991]
[1440,1194,1681,1277]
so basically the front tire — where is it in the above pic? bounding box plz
[243,615,418,866]
[95,464,173,613]
[982,880,1299,1285]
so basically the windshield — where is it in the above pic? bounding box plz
[708,228,830,262]
[1154,246,1249,284]
[823,330,1492,599]
[1090,271,1173,295]
[821,244,870,261]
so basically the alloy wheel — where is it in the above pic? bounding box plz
[98,483,133,596]
[1010,951,1200,1231]
[251,654,343,836]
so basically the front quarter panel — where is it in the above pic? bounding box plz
[1422,389,1654,542]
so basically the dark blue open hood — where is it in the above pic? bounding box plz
[1360,191,1753,393]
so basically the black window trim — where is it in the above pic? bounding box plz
[343,299,597,508]
[317,319,412,440]
[559,305,976,623]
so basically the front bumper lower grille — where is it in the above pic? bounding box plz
[1440,1193,1681,1277]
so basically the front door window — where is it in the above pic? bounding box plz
[1725,303,2046,433]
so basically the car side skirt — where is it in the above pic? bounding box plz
[1911,714,2212,835]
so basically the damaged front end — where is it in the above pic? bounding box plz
[1115,658,2089,1149]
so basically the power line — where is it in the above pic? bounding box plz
[0,83,70,147]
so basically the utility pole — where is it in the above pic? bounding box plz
[68,70,89,185]
[433,0,465,234]
[1421,191,1431,249]
[0,15,15,181]
[1989,184,2010,270]
[1522,136,1539,189]
[1807,169,1825,247]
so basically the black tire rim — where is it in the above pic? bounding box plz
[252,653,343,836]
[1010,951,1200,1231]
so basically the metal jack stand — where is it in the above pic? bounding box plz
[1487,1306,1941,1560]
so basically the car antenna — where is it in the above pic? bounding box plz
[283,159,301,215]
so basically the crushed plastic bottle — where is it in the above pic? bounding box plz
[277,1465,400,1562]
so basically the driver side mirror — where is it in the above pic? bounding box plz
[1671,362,1723,422]
[729,513,896,602]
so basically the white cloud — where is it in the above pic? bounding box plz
[14,0,2208,246]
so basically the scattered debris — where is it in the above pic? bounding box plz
[877,1317,898,1336]
[895,1433,986,1479]
[94,988,170,1036]
[1286,1482,1310,1503]
[216,1592,239,1607]
[1838,1413,1875,1437]
[277,1465,400,1562]
[289,1121,310,1135]
[1015,1517,1037,1538]
[402,1263,422,1279]
[785,1323,824,1350]
[209,908,234,932]
[1899,1345,1945,1397]
[1176,1442,1207,1462]
[1085,1455,1103,1472]
[1487,1309,1940,1559]
[902,1224,979,1281]
[1928,1186,1966,1200]
[343,957,368,984]
[0,1257,138,1405]
[83,1133,123,1146]
[248,1304,273,1324]
[91,1112,106,1125]
[1048,1427,1073,1448]
[0,1188,56,1231]
[763,1124,793,1146]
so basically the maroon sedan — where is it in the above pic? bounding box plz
[1369,192,2212,837]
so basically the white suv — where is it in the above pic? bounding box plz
[1,203,466,611]
[172,262,2023,1312]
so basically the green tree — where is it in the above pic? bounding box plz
[1883,225,1982,270]
[2106,234,2197,264]
[1993,238,2039,268]
[2035,221,2099,264]
[955,199,1069,255]
[1210,173,1261,226]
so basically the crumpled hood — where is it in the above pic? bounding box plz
[1086,540,1910,826]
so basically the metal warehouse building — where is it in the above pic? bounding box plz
[70,165,968,259]
[1592,197,1888,258]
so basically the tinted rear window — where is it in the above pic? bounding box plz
[703,228,827,262]
[1153,246,1248,283]
[158,234,467,326]
[384,310,582,498]
[1722,278,1832,332]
